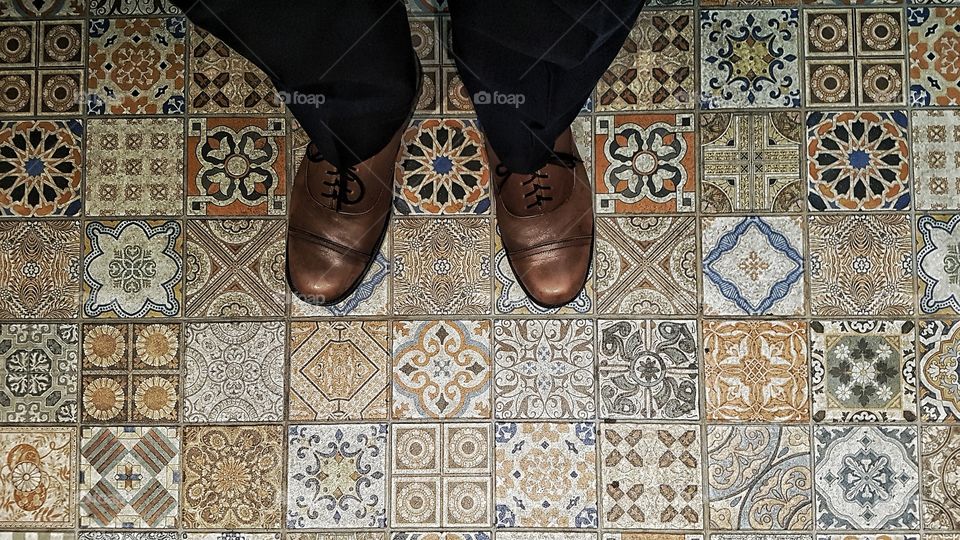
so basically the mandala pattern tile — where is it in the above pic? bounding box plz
[87,17,186,115]
[807,111,911,211]
[83,220,183,318]
[912,110,960,209]
[0,120,82,216]
[0,220,80,318]
[181,425,283,529]
[493,319,595,419]
[918,214,960,314]
[595,114,695,215]
[186,116,286,216]
[494,233,594,315]
[188,26,281,113]
[909,7,960,106]
[289,321,389,420]
[0,71,33,115]
[79,426,179,528]
[596,10,695,111]
[0,322,78,422]
[700,112,803,213]
[393,320,491,419]
[814,426,919,530]
[85,118,183,216]
[919,319,960,422]
[598,319,699,420]
[183,321,285,422]
[601,423,703,529]
[291,238,390,318]
[703,320,810,422]
[393,218,490,315]
[808,215,914,316]
[287,424,387,528]
[700,9,802,109]
[702,216,806,316]
[185,219,286,317]
[596,216,697,315]
[922,426,960,529]
[495,422,598,528]
[0,427,77,528]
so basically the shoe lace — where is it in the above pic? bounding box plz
[307,143,366,211]
[494,151,581,210]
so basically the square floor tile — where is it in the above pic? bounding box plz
[601,423,703,529]
[493,319,595,419]
[807,111,911,211]
[83,220,183,318]
[0,22,35,67]
[598,319,699,420]
[442,67,473,114]
[37,69,83,115]
[700,111,803,213]
[186,116,287,216]
[918,214,960,314]
[287,424,387,528]
[182,425,283,529]
[395,118,489,215]
[814,426,919,530]
[857,9,905,55]
[919,319,960,422]
[808,214,914,316]
[0,120,82,216]
[291,236,391,318]
[188,25,281,113]
[183,321,284,422]
[39,20,83,65]
[495,422,597,528]
[0,427,77,528]
[858,60,907,106]
[410,15,440,65]
[393,218,490,315]
[595,114,695,214]
[704,320,810,422]
[912,110,960,210]
[87,17,185,114]
[0,220,80,318]
[79,426,179,528]
[700,9,802,109]
[596,10,695,111]
[702,216,806,316]
[0,70,34,115]
[85,118,183,216]
[596,216,697,315]
[806,60,856,107]
[289,320,389,420]
[393,320,491,419]
[909,7,960,107]
[0,322,78,422]
[707,425,812,530]
[184,219,286,317]
[494,233,594,315]
[805,9,854,57]
[922,426,960,530]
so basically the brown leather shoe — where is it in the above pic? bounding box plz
[486,127,593,308]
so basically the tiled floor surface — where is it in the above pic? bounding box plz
[0,0,959,539]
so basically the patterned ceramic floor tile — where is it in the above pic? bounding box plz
[188,26,282,113]
[89,0,179,15]
[183,321,285,422]
[287,424,387,528]
[919,319,960,422]
[596,10,695,111]
[85,118,184,216]
[0,426,77,528]
[922,425,960,529]
[598,319,699,420]
[289,320,389,420]
[601,423,703,529]
[596,216,697,315]
[814,426,919,530]
[494,233,594,315]
[912,110,960,209]
[184,219,286,317]
[395,118,489,215]
[83,220,183,318]
[918,214,960,315]
[0,120,82,216]
[700,112,803,213]
[595,114,695,214]
[0,0,82,18]
[291,236,390,318]
[393,218,490,315]
[393,319,491,419]
[495,422,597,528]
[0,322,77,422]
[700,9,802,109]
[0,220,80,318]
[807,111,911,211]
[702,216,806,317]
[186,116,287,216]
[79,426,179,528]
[707,425,813,530]
[493,319,595,419]
[703,320,810,422]
[909,7,960,106]
[87,17,186,114]
[808,214,914,316]
[391,423,491,527]
[182,425,283,529]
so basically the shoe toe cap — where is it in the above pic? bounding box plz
[286,236,368,306]
[510,242,591,308]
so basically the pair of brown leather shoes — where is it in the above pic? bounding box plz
[286,124,592,309]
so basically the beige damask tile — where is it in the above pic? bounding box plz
[912,110,960,210]
[0,427,77,528]
[919,319,960,422]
